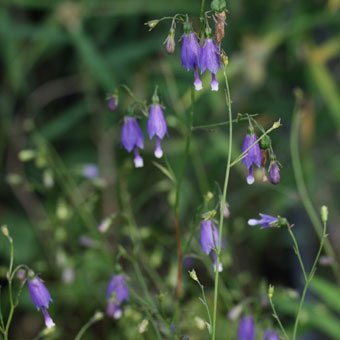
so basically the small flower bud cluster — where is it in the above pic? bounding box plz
[242,125,281,185]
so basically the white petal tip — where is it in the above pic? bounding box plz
[211,84,219,91]
[134,158,144,168]
[154,149,163,158]
[194,83,203,91]
[248,219,258,226]
[247,175,255,185]
[113,309,122,319]
[214,263,223,272]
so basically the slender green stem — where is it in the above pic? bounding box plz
[74,312,104,340]
[199,283,212,334]
[268,296,289,340]
[211,67,233,340]
[290,101,340,282]
[292,220,327,339]
[287,226,308,283]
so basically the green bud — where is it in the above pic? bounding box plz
[277,216,288,227]
[145,20,159,31]
[93,311,104,321]
[202,210,217,221]
[188,269,199,282]
[268,284,274,299]
[211,0,227,12]
[272,119,282,129]
[321,205,328,224]
[1,226,10,238]
[260,135,271,150]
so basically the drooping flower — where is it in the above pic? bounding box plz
[27,275,55,328]
[200,37,221,91]
[181,28,202,91]
[147,103,167,158]
[248,213,278,228]
[200,219,222,272]
[242,132,262,184]
[238,316,255,340]
[263,329,280,340]
[106,274,129,319]
[121,116,144,168]
[268,161,280,185]
[83,163,99,179]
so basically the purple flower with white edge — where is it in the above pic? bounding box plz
[200,33,221,91]
[121,116,144,168]
[242,132,262,184]
[263,329,280,340]
[200,219,222,272]
[106,274,129,319]
[27,275,55,328]
[238,316,255,340]
[181,23,202,91]
[147,102,167,159]
[248,213,278,228]
[269,161,280,185]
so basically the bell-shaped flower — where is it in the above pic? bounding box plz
[248,213,278,228]
[121,116,144,168]
[200,219,222,272]
[181,32,202,91]
[106,274,129,319]
[200,38,221,91]
[27,275,55,329]
[242,133,261,184]
[147,103,167,158]
[238,316,255,340]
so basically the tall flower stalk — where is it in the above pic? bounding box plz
[211,66,233,340]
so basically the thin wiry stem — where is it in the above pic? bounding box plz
[211,67,233,340]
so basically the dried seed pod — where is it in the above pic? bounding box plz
[215,11,226,45]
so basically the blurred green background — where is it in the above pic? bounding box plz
[1,0,340,339]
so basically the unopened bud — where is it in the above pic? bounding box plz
[165,28,175,54]
[272,119,282,129]
[321,205,328,223]
[188,269,199,282]
[145,20,159,31]
[221,53,228,66]
[1,226,9,237]
[18,149,36,162]
[93,311,104,321]
[268,284,274,299]
[107,94,118,112]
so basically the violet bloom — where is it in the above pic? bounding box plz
[27,276,55,328]
[181,33,202,91]
[106,274,129,319]
[200,38,221,91]
[238,316,255,340]
[248,213,278,228]
[147,104,167,158]
[200,219,222,272]
[263,329,280,340]
[83,164,99,179]
[121,116,144,168]
[269,161,280,185]
[242,133,261,184]
[107,94,118,112]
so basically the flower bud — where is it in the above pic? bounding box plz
[165,28,175,54]
[107,94,118,112]
[188,269,199,282]
[321,205,328,224]
[145,19,159,31]
[268,284,274,299]
[260,135,271,150]
[268,161,280,185]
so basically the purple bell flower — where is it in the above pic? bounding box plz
[238,316,255,340]
[147,103,167,158]
[181,33,202,91]
[269,161,280,185]
[263,329,280,340]
[248,213,278,228]
[200,38,221,91]
[27,276,55,329]
[242,133,262,184]
[200,219,222,272]
[121,116,144,168]
[106,274,129,319]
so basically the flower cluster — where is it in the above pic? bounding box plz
[118,93,168,168]
[238,316,279,340]
[241,128,281,185]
